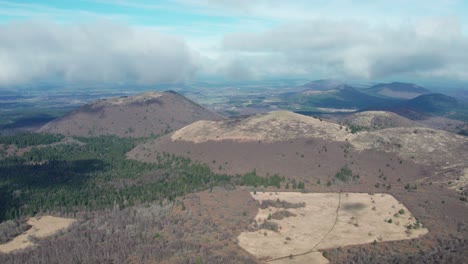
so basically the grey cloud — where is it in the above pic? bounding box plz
[221,17,468,81]
[220,58,254,80]
[0,20,199,86]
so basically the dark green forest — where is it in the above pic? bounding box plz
[0,133,63,148]
[0,134,284,221]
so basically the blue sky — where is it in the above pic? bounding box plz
[1,0,468,87]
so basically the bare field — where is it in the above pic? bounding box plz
[238,192,428,263]
[0,216,75,254]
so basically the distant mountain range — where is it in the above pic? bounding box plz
[289,80,468,122]
[287,83,399,110]
[365,82,430,99]
[365,93,468,121]
[299,79,344,91]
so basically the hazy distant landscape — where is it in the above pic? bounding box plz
[1,1,468,263]
[2,80,467,136]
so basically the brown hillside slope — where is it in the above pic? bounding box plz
[348,127,467,169]
[170,111,349,143]
[348,127,468,186]
[128,111,467,186]
[128,111,432,184]
[126,111,468,264]
[341,111,422,130]
[39,91,224,137]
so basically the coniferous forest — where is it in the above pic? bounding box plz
[0,133,289,263]
[0,133,282,222]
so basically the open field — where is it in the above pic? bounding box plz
[0,216,75,254]
[238,192,428,263]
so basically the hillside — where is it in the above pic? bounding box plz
[2,111,467,263]
[39,91,224,137]
[401,93,458,113]
[348,127,468,169]
[365,82,430,99]
[285,85,398,110]
[373,93,468,121]
[299,79,344,91]
[128,111,433,186]
[129,110,467,188]
[170,111,348,143]
[341,111,422,131]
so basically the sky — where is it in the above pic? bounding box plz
[1,0,468,88]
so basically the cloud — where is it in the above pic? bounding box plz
[179,0,464,23]
[221,17,468,81]
[0,20,199,87]
[1,4,467,86]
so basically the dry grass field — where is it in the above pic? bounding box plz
[0,216,75,254]
[238,192,428,263]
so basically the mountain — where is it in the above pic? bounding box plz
[287,84,399,110]
[348,127,467,170]
[341,111,422,131]
[167,111,349,143]
[129,110,466,181]
[365,82,430,99]
[372,93,468,121]
[401,93,458,113]
[129,111,432,183]
[448,89,468,102]
[39,91,224,137]
[299,79,344,91]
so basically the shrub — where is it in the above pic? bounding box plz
[0,220,31,244]
[260,200,305,209]
[335,165,352,182]
[271,210,296,220]
[261,221,279,231]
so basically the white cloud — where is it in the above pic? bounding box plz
[220,17,468,81]
[1,2,467,85]
[0,20,199,86]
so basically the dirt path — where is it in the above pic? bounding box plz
[267,192,342,263]
[238,192,428,264]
